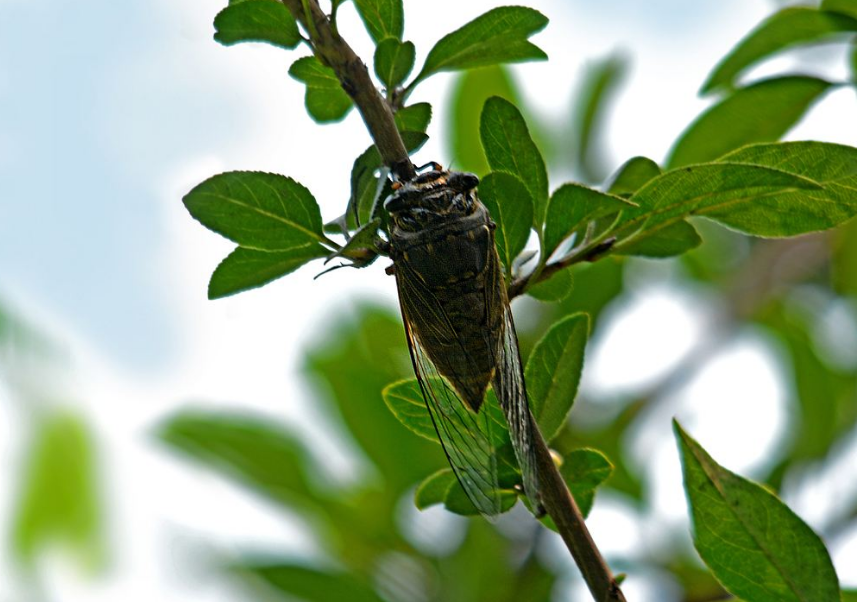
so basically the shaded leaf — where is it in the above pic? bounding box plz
[669,76,833,168]
[289,56,353,122]
[571,53,628,183]
[478,172,533,272]
[675,421,840,602]
[444,481,517,516]
[414,468,456,510]
[614,220,702,258]
[348,145,384,228]
[236,563,387,602]
[158,410,320,507]
[525,313,588,441]
[213,0,301,49]
[394,102,431,133]
[353,0,404,43]
[822,0,857,19]
[184,171,325,250]
[606,156,661,197]
[209,244,328,299]
[480,97,548,229]
[447,65,519,174]
[702,7,857,94]
[527,269,573,302]
[12,412,102,570]
[374,38,415,88]
[842,589,857,602]
[560,448,613,517]
[414,7,548,84]
[543,183,631,258]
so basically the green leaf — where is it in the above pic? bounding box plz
[348,145,384,228]
[444,481,517,516]
[527,269,574,302]
[702,7,857,94]
[289,56,353,122]
[374,38,415,88]
[614,220,702,258]
[614,162,825,248]
[571,53,628,183]
[478,172,534,272]
[414,7,548,84]
[447,65,519,174]
[525,313,588,441]
[382,379,438,442]
[607,156,662,197]
[158,410,320,507]
[352,0,403,43]
[400,130,429,154]
[183,171,326,250]
[668,76,833,168]
[674,421,840,602]
[12,412,103,571]
[235,563,387,602]
[209,244,328,299]
[394,102,432,133]
[213,0,301,49]
[716,141,857,236]
[543,183,631,258]
[480,97,548,230]
[560,448,613,517]
[822,0,857,19]
[841,589,857,602]
[414,468,456,510]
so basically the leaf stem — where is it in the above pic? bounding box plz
[279,0,416,180]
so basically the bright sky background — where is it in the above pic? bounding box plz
[1,0,857,600]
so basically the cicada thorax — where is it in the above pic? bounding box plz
[386,169,504,412]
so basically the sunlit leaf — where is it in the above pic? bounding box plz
[183,171,326,250]
[12,412,103,571]
[614,162,825,248]
[289,56,354,122]
[525,313,588,441]
[702,7,857,94]
[479,172,533,272]
[382,379,439,442]
[374,38,415,88]
[669,76,833,168]
[209,244,328,299]
[481,97,548,229]
[606,156,661,197]
[675,421,840,602]
[414,7,548,84]
[353,0,404,43]
[214,0,301,49]
[560,448,613,517]
[543,183,631,258]
[394,102,431,133]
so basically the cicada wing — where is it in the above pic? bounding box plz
[492,294,540,510]
[395,271,504,517]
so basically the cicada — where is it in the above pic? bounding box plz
[384,164,540,516]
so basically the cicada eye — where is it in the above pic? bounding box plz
[447,171,479,192]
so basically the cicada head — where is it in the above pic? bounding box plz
[385,165,480,232]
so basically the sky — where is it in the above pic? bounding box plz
[1,0,856,601]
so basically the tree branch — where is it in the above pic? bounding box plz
[280,0,416,180]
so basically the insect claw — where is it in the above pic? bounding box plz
[385,263,396,275]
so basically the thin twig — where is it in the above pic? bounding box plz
[279,0,415,180]
[277,2,625,600]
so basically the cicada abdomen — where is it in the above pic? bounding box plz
[385,165,539,516]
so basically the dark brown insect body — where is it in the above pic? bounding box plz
[385,166,538,515]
